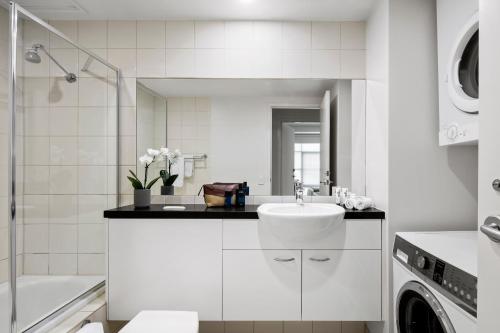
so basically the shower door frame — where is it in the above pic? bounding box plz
[7,3,121,332]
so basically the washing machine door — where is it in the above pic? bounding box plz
[396,281,455,333]
[447,13,478,113]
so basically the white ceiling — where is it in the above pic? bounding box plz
[139,78,336,98]
[16,0,377,21]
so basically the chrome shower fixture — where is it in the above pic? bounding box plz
[25,43,77,83]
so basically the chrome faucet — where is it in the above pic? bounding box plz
[294,179,304,205]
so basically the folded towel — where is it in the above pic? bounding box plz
[344,197,355,209]
[172,156,184,187]
[184,154,194,178]
[354,197,374,210]
[76,323,103,333]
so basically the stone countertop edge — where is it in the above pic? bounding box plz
[104,204,385,220]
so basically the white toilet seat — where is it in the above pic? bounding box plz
[119,311,199,333]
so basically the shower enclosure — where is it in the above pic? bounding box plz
[1,2,120,332]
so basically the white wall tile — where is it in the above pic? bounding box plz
[79,49,108,78]
[78,224,105,253]
[24,254,49,275]
[119,136,136,165]
[78,253,105,275]
[23,20,50,48]
[25,107,50,136]
[119,107,136,136]
[24,78,50,107]
[137,21,166,48]
[24,51,49,77]
[49,21,78,48]
[24,224,49,253]
[25,137,49,165]
[137,49,166,77]
[24,166,49,195]
[283,50,311,77]
[79,107,108,136]
[108,21,137,48]
[311,50,341,78]
[0,228,7,260]
[195,21,225,48]
[166,21,195,48]
[49,107,78,136]
[340,50,366,78]
[195,49,226,77]
[253,49,282,78]
[282,22,311,49]
[49,254,77,275]
[340,22,366,50]
[50,136,78,165]
[79,137,107,165]
[107,49,137,77]
[166,49,195,77]
[49,224,77,253]
[78,21,107,49]
[49,195,78,224]
[79,78,108,107]
[24,195,49,224]
[118,78,136,107]
[312,22,341,49]
[79,166,107,194]
[225,49,254,78]
[49,166,78,194]
[49,77,79,107]
[253,21,282,49]
[78,195,107,223]
[225,21,253,49]
[107,137,117,166]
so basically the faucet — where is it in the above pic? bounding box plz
[294,179,304,205]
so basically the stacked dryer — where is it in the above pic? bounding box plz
[437,0,478,145]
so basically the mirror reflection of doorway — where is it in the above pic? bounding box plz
[271,109,321,195]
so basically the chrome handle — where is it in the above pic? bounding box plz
[493,179,500,191]
[274,257,295,262]
[309,257,331,262]
[480,216,500,243]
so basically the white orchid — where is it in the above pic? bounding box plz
[139,154,154,166]
[160,147,169,156]
[147,148,160,157]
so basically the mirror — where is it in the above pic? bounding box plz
[136,78,366,196]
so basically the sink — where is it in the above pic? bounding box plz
[257,203,345,240]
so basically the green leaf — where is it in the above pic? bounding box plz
[129,169,141,183]
[164,174,178,186]
[127,176,144,189]
[146,176,161,189]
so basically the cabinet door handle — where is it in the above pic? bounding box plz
[274,257,295,262]
[481,216,500,243]
[309,257,331,262]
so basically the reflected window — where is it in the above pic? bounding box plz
[294,143,320,189]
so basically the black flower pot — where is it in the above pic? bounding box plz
[161,185,175,195]
[134,189,151,208]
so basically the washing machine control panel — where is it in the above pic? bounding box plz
[393,235,477,317]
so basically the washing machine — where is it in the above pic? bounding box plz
[393,231,477,333]
[437,0,479,146]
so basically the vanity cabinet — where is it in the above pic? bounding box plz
[107,219,223,320]
[106,217,382,322]
[223,250,302,320]
[302,250,381,321]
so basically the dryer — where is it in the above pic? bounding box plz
[393,231,477,333]
[436,0,479,146]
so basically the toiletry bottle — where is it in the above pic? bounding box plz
[339,188,348,206]
[236,184,246,207]
[224,191,233,208]
[335,187,341,205]
[243,181,250,195]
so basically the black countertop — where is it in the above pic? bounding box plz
[104,204,385,220]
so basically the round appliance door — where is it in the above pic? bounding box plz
[396,281,455,333]
[447,13,478,113]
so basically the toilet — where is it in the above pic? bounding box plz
[119,311,199,333]
[76,311,198,333]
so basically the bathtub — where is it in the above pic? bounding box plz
[0,275,104,332]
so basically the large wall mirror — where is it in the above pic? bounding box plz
[136,78,366,197]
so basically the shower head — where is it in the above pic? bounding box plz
[25,43,77,83]
[24,47,41,63]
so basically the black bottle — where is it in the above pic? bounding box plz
[242,181,250,196]
[236,184,246,207]
[224,191,233,208]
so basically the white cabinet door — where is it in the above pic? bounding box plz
[302,250,381,321]
[108,219,222,320]
[223,250,301,320]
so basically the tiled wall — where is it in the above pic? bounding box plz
[21,19,119,276]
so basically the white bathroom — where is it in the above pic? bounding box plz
[2,0,498,332]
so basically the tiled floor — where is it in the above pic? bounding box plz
[199,321,367,333]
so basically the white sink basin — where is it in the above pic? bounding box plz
[257,203,345,240]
